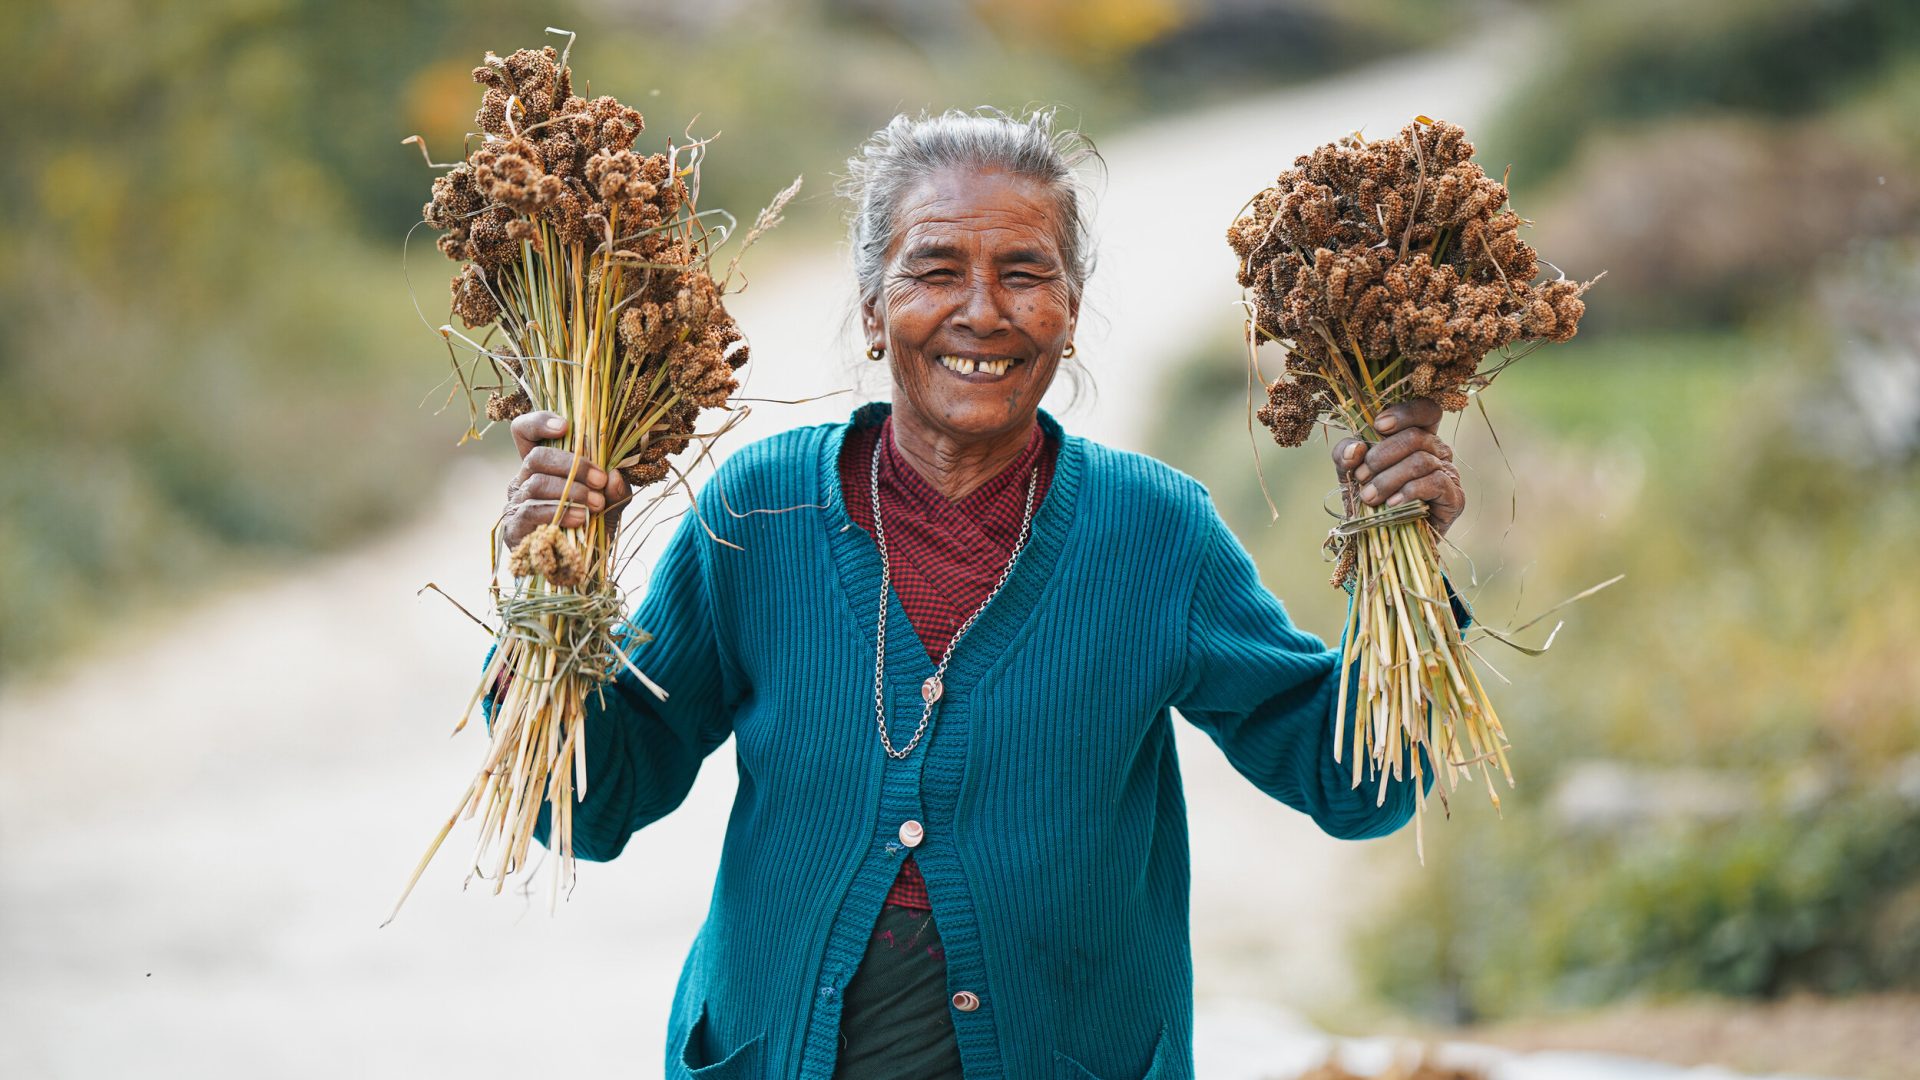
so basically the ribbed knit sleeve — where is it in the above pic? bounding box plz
[1174,504,1434,841]
[482,494,735,863]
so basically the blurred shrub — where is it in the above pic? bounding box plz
[0,1,551,673]
[972,0,1188,66]
[1126,0,1471,105]
[1353,296,1920,1019]
[1487,0,1920,187]
[1360,790,1920,1022]
[1471,0,1920,330]
[1520,117,1916,329]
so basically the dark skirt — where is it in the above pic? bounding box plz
[831,903,965,1079]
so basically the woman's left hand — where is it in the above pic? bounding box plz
[1330,397,1466,536]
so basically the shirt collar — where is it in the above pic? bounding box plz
[876,412,1046,510]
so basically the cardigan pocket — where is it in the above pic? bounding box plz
[679,999,766,1078]
[1053,1022,1171,1080]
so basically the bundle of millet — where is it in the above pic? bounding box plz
[1226,117,1596,851]
[424,47,748,497]
[388,36,795,919]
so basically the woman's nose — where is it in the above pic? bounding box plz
[951,274,1011,335]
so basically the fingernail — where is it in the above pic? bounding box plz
[546,417,565,433]
[1375,417,1395,432]
[1361,483,1378,503]
[1386,492,1405,506]
[587,467,606,487]
[1346,445,1363,462]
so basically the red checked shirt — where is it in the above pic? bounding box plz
[838,413,1058,911]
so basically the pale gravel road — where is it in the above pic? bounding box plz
[4,18,1808,1080]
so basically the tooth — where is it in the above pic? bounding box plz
[960,358,975,374]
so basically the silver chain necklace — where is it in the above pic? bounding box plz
[869,428,1040,760]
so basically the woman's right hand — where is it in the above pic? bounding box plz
[502,411,632,550]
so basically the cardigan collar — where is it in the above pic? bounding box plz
[818,400,1084,699]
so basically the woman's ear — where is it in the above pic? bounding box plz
[859,292,884,348]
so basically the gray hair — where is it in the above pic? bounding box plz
[839,107,1104,406]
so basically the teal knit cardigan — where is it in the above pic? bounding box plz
[490,401,1451,1079]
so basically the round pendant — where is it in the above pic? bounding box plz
[921,676,943,703]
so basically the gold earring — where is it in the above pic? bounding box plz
[1062,342,1076,359]
[866,344,885,361]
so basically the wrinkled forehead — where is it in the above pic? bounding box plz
[886,167,1066,264]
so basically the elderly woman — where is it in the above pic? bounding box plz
[496,109,1466,1080]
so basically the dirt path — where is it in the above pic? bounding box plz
[1447,994,1917,1080]
[10,20,1798,1080]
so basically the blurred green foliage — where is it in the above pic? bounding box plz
[1486,0,1920,189]
[0,0,542,672]
[1368,329,1920,1014]
[1123,0,1471,107]
[1358,790,1920,1020]
[1473,0,1920,335]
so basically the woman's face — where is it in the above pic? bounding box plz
[862,166,1078,445]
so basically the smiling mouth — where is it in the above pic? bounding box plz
[937,355,1024,378]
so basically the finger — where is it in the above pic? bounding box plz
[520,446,608,490]
[519,473,607,510]
[1355,429,1441,485]
[1331,437,1367,477]
[1391,469,1460,509]
[1393,472,1464,536]
[512,411,567,459]
[1357,449,1446,507]
[500,503,580,552]
[515,500,591,530]
[501,518,535,551]
[1372,397,1443,437]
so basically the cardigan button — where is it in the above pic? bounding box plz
[898,820,924,848]
[950,990,980,1012]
